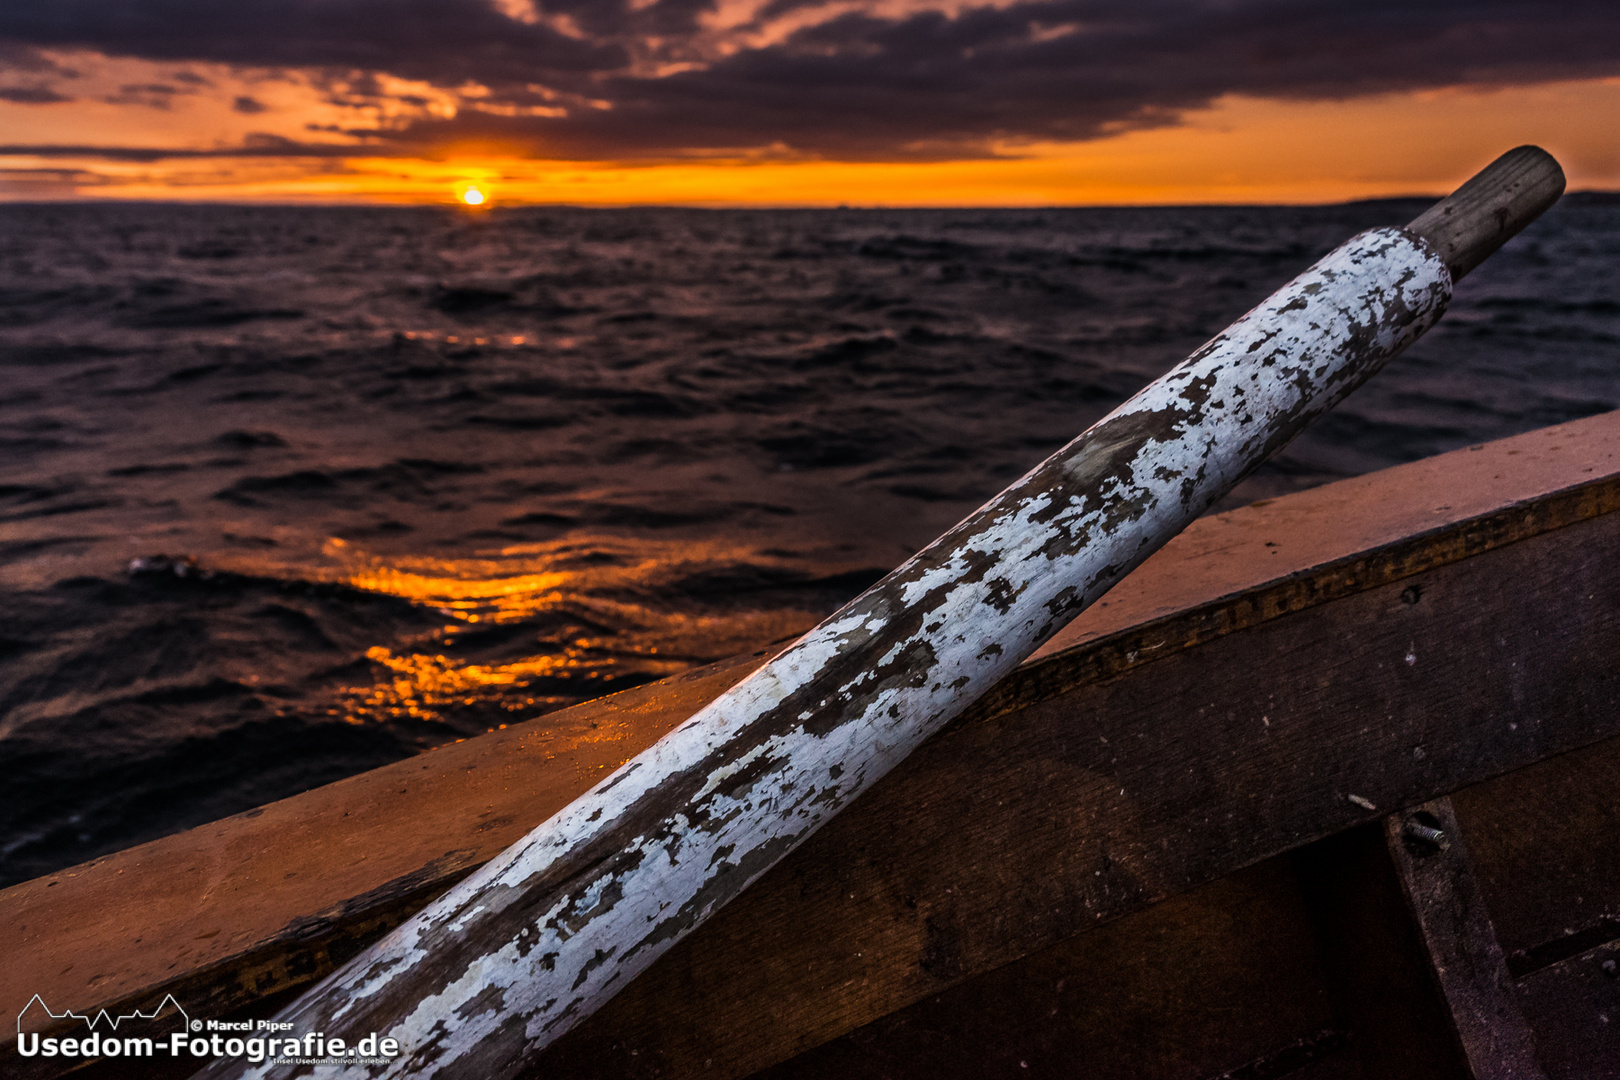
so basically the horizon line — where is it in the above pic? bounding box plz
[2,189,1617,211]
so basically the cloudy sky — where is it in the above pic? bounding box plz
[1,0,1616,203]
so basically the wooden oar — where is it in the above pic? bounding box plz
[201,146,1563,1080]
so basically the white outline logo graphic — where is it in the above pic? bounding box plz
[16,993,189,1035]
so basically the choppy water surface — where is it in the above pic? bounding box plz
[1,198,1616,885]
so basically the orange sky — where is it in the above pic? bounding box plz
[1,54,1616,205]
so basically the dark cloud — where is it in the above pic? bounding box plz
[233,94,268,113]
[104,81,189,108]
[0,140,362,161]
[0,1,626,84]
[0,85,70,104]
[0,43,80,78]
[1,0,1616,159]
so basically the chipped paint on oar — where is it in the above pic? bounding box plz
[202,147,1564,1080]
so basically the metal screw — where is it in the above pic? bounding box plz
[1403,818,1445,853]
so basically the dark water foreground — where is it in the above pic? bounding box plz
[1,197,1616,887]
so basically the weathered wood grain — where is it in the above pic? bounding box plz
[1384,799,1544,1079]
[750,856,1348,1080]
[1515,940,1620,1080]
[1289,823,1476,1079]
[1449,720,1620,1079]
[1407,146,1565,280]
[1451,735,1620,974]
[533,505,1620,1079]
[747,696,1620,1080]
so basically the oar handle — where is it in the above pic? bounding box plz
[1407,145,1565,280]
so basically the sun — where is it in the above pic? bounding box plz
[460,186,486,206]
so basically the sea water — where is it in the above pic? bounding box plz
[1,198,1615,885]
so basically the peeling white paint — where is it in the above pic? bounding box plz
[203,227,1450,1080]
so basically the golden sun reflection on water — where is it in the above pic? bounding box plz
[321,535,645,622]
[238,536,825,730]
[342,563,575,623]
[337,642,649,727]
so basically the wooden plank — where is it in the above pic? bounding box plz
[1514,940,1620,1080]
[1450,735,1620,972]
[533,502,1620,1079]
[759,820,1497,1080]
[1028,405,1620,671]
[1443,719,1620,1078]
[749,856,1351,1080]
[758,732,1620,1080]
[6,409,1620,1077]
[1290,824,1476,1079]
[1384,798,1544,1078]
